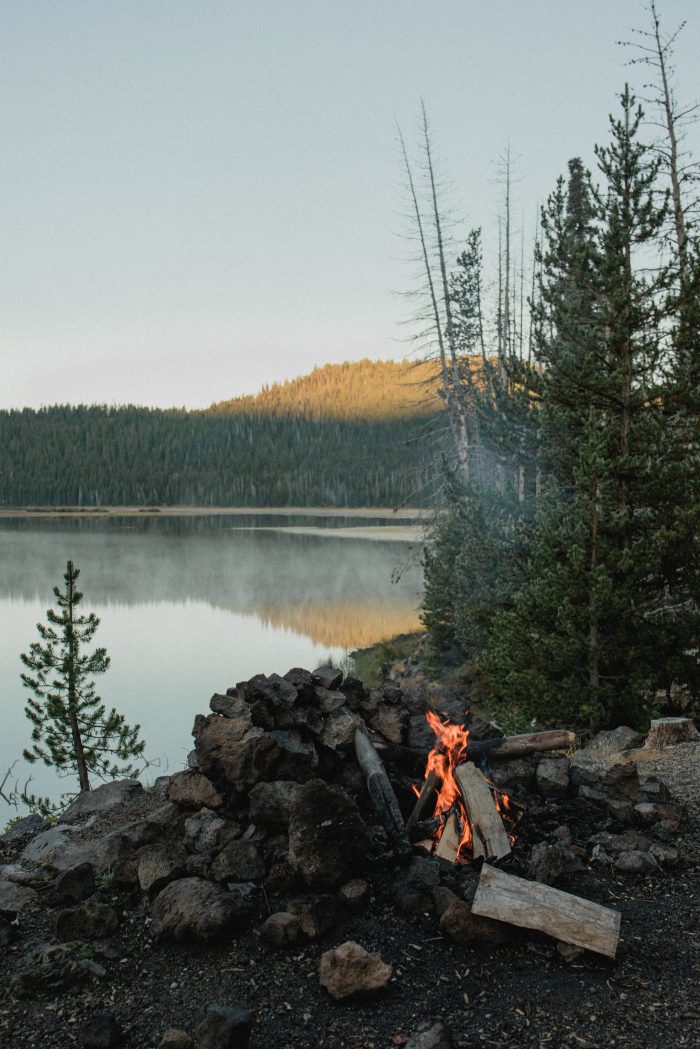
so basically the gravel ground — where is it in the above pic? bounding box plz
[1,744,699,1049]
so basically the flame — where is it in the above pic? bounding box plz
[418,710,514,862]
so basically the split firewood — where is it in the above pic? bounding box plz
[645,717,699,749]
[434,811,461,861]
[406,770,439,829]
[354,726,411,855]
[454,763,511,862]
[472,864,621,959]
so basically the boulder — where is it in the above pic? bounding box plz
[369,702,407,744]
[76,1010,124,1048]
[0,879,37,920]
[291,894,337,939]
[0,812,49,844]
[150,878,243,943]
[46,862,96,906]
[437,897,512,946]
[488,758,537,793]
[210,693,248,718]
[56,899,120,940]
[137,844,187,894]
[536,758,570,798]
[312,666,343,690]
[586,726,642,756]
[167,771,223,809]
[59,780,143,822]
[184,810,227,854]
[193,713,316,789]
[194,1005,251,1049]
[288,780,371,889]
[21,826,98,871]
[260,911,301,947]
[319,708,363,749]
[158,1032,193,1049]
[528,842,582,885]
[319,941,392,1000]
[614,850,657,874]
[248,781,299,827]
[211,841,265,883]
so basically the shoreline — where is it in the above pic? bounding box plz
[0,505,432,521]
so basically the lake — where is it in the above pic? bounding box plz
[0,511,425,821]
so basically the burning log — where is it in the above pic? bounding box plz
[353,727,411,856]
[406,770,439,829]
[434,811,461,861]
[471,864,621,959]
[454,763,511,862]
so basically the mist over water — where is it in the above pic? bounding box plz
[0,514,423,820]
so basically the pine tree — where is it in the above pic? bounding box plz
[21,560,145,793]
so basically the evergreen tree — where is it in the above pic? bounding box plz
[21,560,145,792]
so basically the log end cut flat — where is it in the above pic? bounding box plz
[472,864,621,959]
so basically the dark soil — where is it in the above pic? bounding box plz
[2,746,699,1049]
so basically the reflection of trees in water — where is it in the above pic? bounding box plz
[0,521,423,647]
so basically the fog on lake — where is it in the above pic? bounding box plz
[0,513,424,819]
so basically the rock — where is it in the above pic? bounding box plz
[634,801,681,828]
[557,941,585,964]
[614,850,657,873]
[150,877,244,943]
[312,665,343,690]
[211,841,265,882]
[168,770,223,809]
[193,712,317,789]
[291,894,337,938]
[319,708,363,749]
[646,717,699,748]
[369,702,407,744]
[395,857,441,916]
[10,947,106,998]
[56,899,120,940]
[649,843,691,869]
[21,826,98,871]
[248,781,300,827]
[314,688,347,713]
[194,1005,251,1049]
[409,714,436,750]
[586,726,642,756]
[319,941,392,1000]
[432,885,459,918]
[536,758,570,798]
[210,693,248,718]
[528,842,582,885]
[187,750,200,769]
[438,898,512,946]
[577,785,609,803]
[606,799,637,825]
[288,780,371,889]
[602,759,640,799]
[46,862,96,906]
[77,1010,124,1048]
[158,1031,193,1049]
[589,830,652,855]
[0,914,14,947]
[0,879,37,919]
[59,780,143,822]
[639,775,671,802]
[0,812,49,843]
[488,758,537,793]
[405,1022,455,1049]
[137,844,187,894]
[570,751,603,789]
[338,878,370,912]
[184,809,227,854]
[260,911,301,947]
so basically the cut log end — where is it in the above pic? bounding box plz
[645,717,699,749]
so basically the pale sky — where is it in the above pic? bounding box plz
[2,1,698,409]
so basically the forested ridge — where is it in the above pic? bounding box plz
[0,360,443,508]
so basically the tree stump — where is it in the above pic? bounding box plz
[645,717,699,749]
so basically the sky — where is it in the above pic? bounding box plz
[2,1,699,410]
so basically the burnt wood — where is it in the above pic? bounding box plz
[406,770,439,829]
[354,727,411,856]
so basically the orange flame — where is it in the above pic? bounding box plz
[419,710,514,862]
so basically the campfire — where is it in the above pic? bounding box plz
[408,711,515,864]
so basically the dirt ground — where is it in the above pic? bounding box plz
[1,742,699,1049]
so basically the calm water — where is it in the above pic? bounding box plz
[0,513,423,819]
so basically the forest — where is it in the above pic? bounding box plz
[414,5,700,730]
[0,361,442,508]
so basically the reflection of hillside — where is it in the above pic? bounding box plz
[255,599,422,649]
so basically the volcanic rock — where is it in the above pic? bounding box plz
[184,809,227,854]
[319,940,392,1000]
[338,878,370,912]
[158,1031,193,1049]
[0,879,37,919]
[211,841,265,882]
[21,826,97,871]
[369,702,407,744]
[586,726,642,755]
[0,812,48,843]
[312,665,343,690]
[77,1010,124,1048]
[319,707,363,749]
[291,894,338,938]
[150,877,244,943]
[437,895,512,946]
[210,693,248,718]
[137,843,187,894]
[55,899,120,940]
[528,842,582,885]
[288,780,371,889]
[168,770,223,809]
[536,757,570,798]
[615,850,657,873]
[46,862,96,906]
[194,1004,251,1049]
[248,780,300,827]
[488,758,537,793]
[261,911,302,947]
[59,780,143,822]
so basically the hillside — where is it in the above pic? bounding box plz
[0,359,444,508]
[210,358,442,421]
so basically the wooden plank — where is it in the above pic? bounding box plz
[434,811,460,861]
[472,864,621,959]
[354,727,410,855]
[454,762,511,862]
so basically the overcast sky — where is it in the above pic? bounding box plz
[2,1,699,410]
